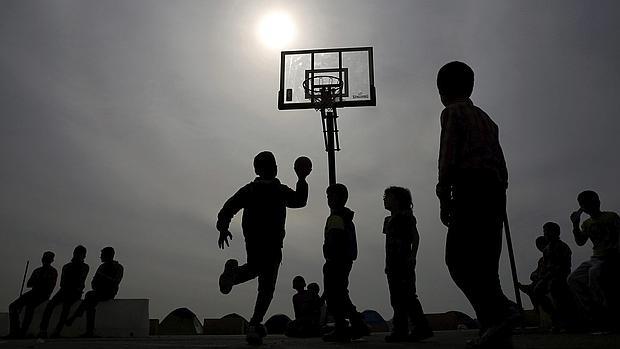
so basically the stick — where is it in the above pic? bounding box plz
[503,213,523,309]
[20,260,29,296]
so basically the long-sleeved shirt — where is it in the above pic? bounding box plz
[575,211,620,257]
[27,265,58,298]
[437,98,508,199]
[216,177,308,249]
[92,261,124,296]
[59,260,89,294]
[323,207,358,262]
[383,210,419,274]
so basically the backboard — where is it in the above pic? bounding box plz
[278,47,376,110]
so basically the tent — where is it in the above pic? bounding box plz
[361,310,389,332]
[159,307,203,335]
[265,314,291,334]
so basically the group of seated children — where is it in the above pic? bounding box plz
[520,190,620,333]
[7,246,124,339]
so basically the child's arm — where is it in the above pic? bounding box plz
[437,108,461,227]
[216,186,249,248]
[570,209,588,246]
[284,165,310,208]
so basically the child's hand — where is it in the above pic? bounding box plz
[218,230,233,249]
[440,201,453,228]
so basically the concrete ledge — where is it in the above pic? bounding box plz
[1,299,149,337]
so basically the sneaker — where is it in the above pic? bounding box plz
[219,259,238,295]
[322,328,351,342]
[246,324,266,346]
[408,327,434,342]
[350,317,370,339]
[384,332,408,342]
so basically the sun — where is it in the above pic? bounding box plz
[257,11,296,49]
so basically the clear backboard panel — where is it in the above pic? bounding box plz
[278,47,376,110]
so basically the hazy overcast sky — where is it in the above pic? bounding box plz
[2,0,620,321]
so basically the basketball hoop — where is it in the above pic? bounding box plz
[302,75,343,111]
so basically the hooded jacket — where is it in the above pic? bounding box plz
[323,207,358,262]
[217,177,308,249]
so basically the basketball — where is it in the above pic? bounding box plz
[294,156,312,176]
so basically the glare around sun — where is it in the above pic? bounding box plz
[258,11,296,49]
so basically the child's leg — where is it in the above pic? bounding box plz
[406,270,432,332]
[323,261,348,329]
[249,250,282,325]
[387,273,408,334]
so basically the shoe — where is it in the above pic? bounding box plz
[384,332,408,342]
[466,328,513,349]
[350,317,370,339]
[465,336,513,349]
[408,328,434,342]
[219,259,238,295]
[322,328,351,342]
[246,324,266,346]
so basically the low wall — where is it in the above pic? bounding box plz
[0,299,149,337]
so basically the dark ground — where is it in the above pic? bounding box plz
[1,331,619,349]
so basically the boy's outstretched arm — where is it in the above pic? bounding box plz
[216,186,249,249]
[285,167,310,208]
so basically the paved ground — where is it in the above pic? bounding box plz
[0,331,618,349]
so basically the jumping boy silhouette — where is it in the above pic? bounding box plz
[216,151,310,345]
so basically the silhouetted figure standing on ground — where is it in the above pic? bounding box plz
[436,61,517,348]
[568,190,620,332]
[216,151,310,345]
[38,245,89,338]
[321,183,369,342]
[285,275,321,337]
[66,247,123,337]
[7,251,57,338]
[382,186,433,342]
[518,236,549,313]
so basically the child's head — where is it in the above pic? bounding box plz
[307,282,320,295]
[542,222,561,241]
[100,246,115,262]
[42,251,55,265]
[437,61,474,105]
[254,151,277,179]
[383,186,413,212]
[577,190,600,215]
[535,236,548,252]
[73,245,87,262]
[293,275,306,292]
[326,183,348,210]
